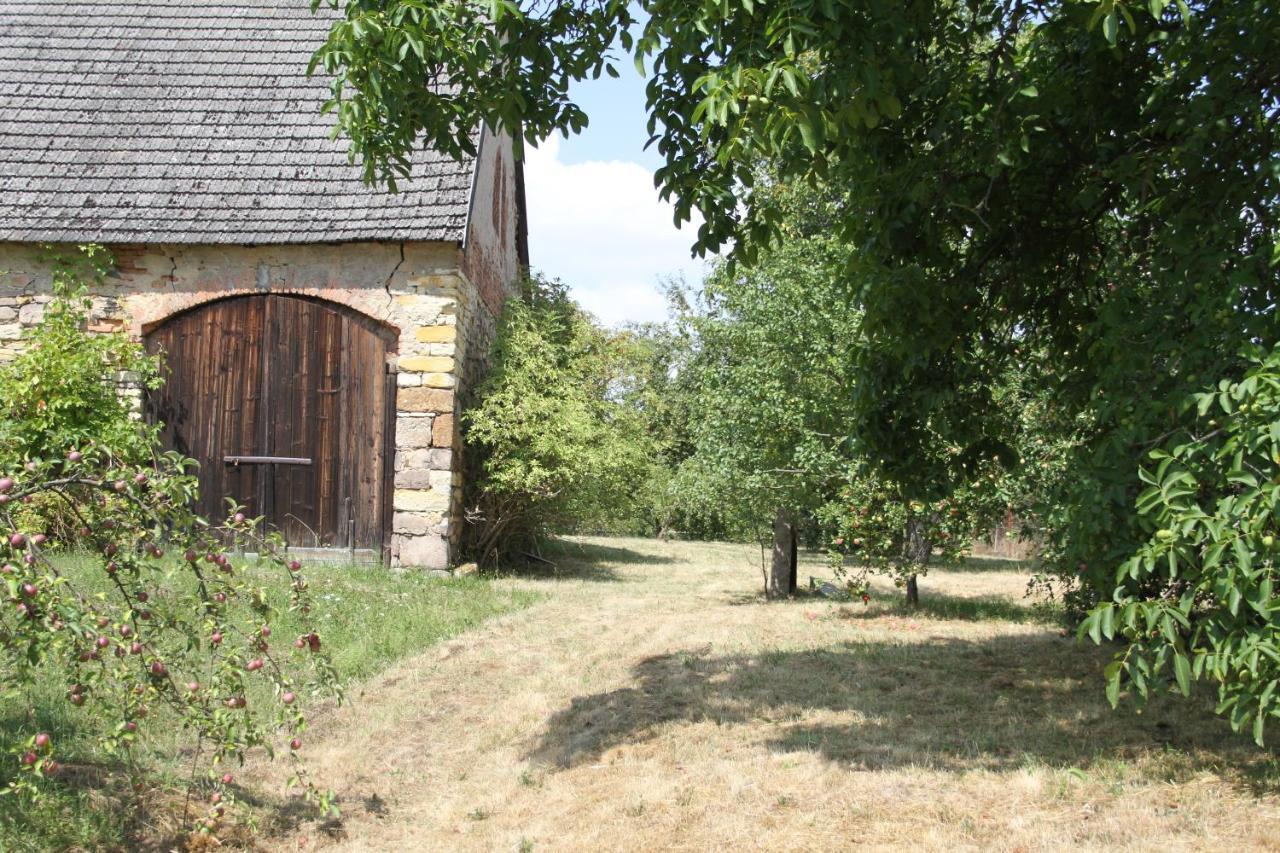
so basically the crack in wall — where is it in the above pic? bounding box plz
[383,241,406,306]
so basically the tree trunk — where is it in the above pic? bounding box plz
[789,524,798,593]
[903,513,932,607]
[768,508,797,598]
[905,574,919,606]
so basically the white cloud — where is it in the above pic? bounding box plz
[523,136,707,326]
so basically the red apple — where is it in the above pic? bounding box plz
[34,732,50,748]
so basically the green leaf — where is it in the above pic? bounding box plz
[1105,660,1123,707]
[1173,653,1191,695]
[1102,10,1119,44]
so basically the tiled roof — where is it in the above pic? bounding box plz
[0,0,477,244]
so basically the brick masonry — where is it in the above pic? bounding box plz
[0,238,514,569]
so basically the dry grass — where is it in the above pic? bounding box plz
[243,537,1280,852]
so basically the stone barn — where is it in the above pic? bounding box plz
[0,1,528,569]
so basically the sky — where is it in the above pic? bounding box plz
[521,54,708,326]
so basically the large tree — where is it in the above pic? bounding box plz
[308,0,1280,739]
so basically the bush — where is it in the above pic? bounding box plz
[0,247,160,471]
[0,248,340,833]
[462,276,651,563]
[0,248,162,540]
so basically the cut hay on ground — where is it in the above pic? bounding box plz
[246,538,1280,852]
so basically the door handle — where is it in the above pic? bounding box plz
[223,456,313,466]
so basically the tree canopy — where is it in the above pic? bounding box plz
[310,0,1280,742]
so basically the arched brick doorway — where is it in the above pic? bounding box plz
[144,294,396,552]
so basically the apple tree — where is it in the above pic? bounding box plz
[671,182,860,597]
[0,250,341,831]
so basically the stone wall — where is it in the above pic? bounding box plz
[0,240,477,569]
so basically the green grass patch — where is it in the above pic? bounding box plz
[909,591,1060,624]
[0,554,541,851]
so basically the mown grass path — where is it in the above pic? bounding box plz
[254,538,1280,852]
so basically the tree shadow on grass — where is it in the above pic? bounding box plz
[950,554,1039,573]
[0,754,224,852]
[525,633,1275,791]
[726,587,1056,624]
[0,703,327,850]
[849,591,1059,625]
[496,538,677,584]
[543,538,677,567]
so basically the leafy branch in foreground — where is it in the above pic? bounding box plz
[1082,346,1280,745]
[0,251,342,834]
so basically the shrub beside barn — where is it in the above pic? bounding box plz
[0,1,527,569]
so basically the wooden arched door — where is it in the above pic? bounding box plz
[145,295,395,551]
